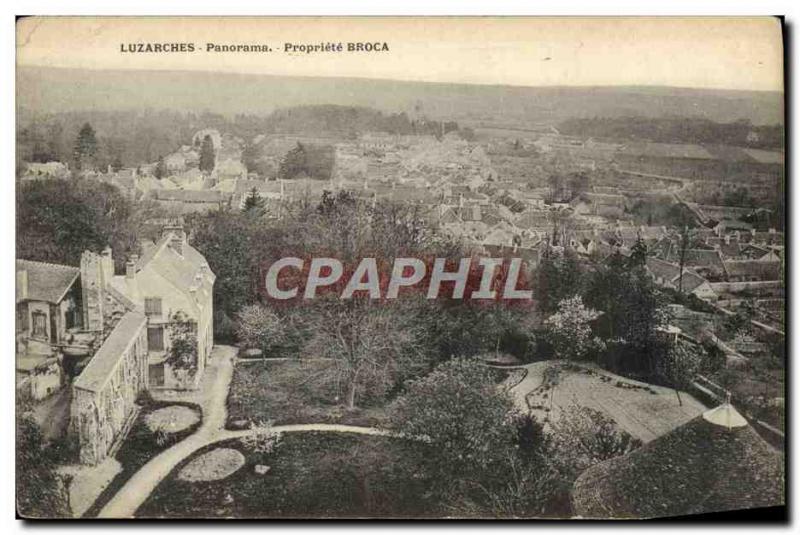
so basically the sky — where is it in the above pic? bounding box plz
[16,16,784,92]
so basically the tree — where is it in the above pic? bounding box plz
[73,122,98,171]
[154,156,166,180]
[723,298,757,339]
[242,187,266,216]
[658,339,704,406]
[16,411,71,518]
[543,296,603,361]
[242,142,269,177]
[390,358,520,495]
[628,235,648,268]
[585,252,668,376]
[110,153,124,172]
[198,134,216,173]
[552,404,642,473]
[235,305,298,357]
[567,172,590,199]
[535,246,582,315]
[185,208,269,341]
[306,300,426,409]
[17,178,140,270]
[278,142,308,180]
[547,174,564,203]
[165,311,199,387]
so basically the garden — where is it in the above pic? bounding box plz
[136,432,431,518]
[83,396,202,517]
[225,359,391,429]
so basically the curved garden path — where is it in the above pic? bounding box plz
[97,347,387,518]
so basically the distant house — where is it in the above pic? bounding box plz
[571,192,627,219]
[645,257,716,300]
[744,229,784,247]
[151,188,232,213]
[21,161,70,180]
[714,219,753,236]
[723,259,782,283]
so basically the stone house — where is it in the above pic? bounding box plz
[16,260,82,400]
[107,224,215,390]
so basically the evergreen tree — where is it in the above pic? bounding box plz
[278,142,307,179]
[73,122,98,171]
[535,246,583,315]
[242,143,262,176]
[242,187,266,216]
[628,235,648,268]
[111,154,123,172]
[199,134,216,174]
[154,157,166,180]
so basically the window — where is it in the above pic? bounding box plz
[149,363,165,387]
[31,311,47,339]
[144,298,162,317]
[147,326,165,351]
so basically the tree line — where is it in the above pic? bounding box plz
[559,116,783,150]
[16,105,471,174]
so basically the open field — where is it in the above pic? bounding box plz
[511,361,706,443]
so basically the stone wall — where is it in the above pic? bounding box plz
[71,313,149,465]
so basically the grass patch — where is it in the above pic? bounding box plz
[136,432,432,519]
[225,360,389,429]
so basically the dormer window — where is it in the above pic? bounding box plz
[144,297,162,317]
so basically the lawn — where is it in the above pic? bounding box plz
[225,360,390,429]
[512,361,706,443]
[136,432,433,519]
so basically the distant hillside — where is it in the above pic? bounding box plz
[17,66,784,126]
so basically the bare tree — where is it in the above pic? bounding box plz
[306,300,426,409]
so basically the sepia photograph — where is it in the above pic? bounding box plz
[13,15,786,521]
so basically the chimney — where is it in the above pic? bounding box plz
[162,224,186,257]
[126,255,138,280]
[101,246,114,282]
[80,251,106,333]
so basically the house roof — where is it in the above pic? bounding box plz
[572,408,784,519]
[671,249,725,270]
[646,257,681,282]
[705,237,741,258]
[515,211,551,229]
[680,270,710,293]
[153,189,231,203]
[16,259,79,304]
[73,311,147,393]
[723,260,781,280]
